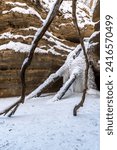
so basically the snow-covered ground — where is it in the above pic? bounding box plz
[0,92,99,150]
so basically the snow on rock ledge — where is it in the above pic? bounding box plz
[0,49,65,97]
[0,0,99,97]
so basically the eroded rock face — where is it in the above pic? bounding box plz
[0,50,65,97]
[0,0,100,97]
[88,31,100,71]
[87,0,100,90]
[0,0,74,97]
[92,0,100,22]
[88,0,100,68]
[50,16,94,42]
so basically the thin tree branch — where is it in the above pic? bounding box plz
[72,0,89,116]
[20,0,63,104]
[0,0,63,117]
[26,46,82,100]
[26,75,61,99]
[53,74,76,101]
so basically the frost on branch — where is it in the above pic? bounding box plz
[26,44,97,101]
[0,0,99,117]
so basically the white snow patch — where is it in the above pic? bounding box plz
[2,5,43,21]
[89,31,100,43]
[3,0,96,32]
[0,31,73,53]
[45,31,75,52]
[0,41,47,53]
[43,35,73,53]
[87,88,100,96]
[47,47,62,55]
[21,58,29,69]
[89,42,99,48]
[5,1,27,7]
[0,41,63,55]
[20,26,38,31]
[0,30,74,55]
[91,0,98,13]
[41,0,55,11]
[0,93,99,150]
[60,1,72,19]
[0,32,34,40]
[41,0,94,29]
[27,40,96,100]
[59,0,94,29]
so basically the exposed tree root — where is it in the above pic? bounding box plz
[0,0,63,117]
[0,0,92,117]
[73,88,87,116]
[0,99,21,117]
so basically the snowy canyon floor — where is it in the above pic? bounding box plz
[0,91,99,150]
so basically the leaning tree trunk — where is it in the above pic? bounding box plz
[52,74,76,101]
[26,64,66,100]
[72,0,89,116]
[26,45,82,100]
[0,0,90,117]
[0,0,63,117]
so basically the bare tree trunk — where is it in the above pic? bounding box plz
[20,0,63,103]
[0,0,63,117]
[52,74,76,101]
[26,64,67,99]
[26,73,61,99]
[26,46,82,100]
[72,0,89,116]
[0,0,90,117]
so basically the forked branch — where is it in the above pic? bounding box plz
[0,0,90,117]
[26,46,82,100]
[0,0,63,117]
